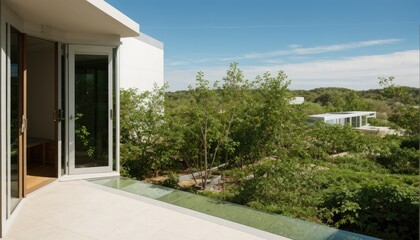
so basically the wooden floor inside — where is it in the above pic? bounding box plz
[26,164,57,194]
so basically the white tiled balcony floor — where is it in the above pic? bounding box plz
[2,181,289,240]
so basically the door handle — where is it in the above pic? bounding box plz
[57,109,65,121]
[60,109,65,121]
[21,115,27,133]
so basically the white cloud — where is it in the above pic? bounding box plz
[165,50,419,91]
[288,44,302,49]
[186,38,402,63]
[238,39,402,60]
[260,59,286,64]
[295,39,401,54]
[166,60,190,66]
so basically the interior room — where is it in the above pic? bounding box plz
[26,36,57,193]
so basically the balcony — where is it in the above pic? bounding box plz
[3,178,377,240]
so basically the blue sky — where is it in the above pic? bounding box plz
[108,0,419,91]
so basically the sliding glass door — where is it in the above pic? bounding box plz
[68,46,113,174]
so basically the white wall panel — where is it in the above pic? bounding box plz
[120,34,164,92]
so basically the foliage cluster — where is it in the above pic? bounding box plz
[120,85,176,179]
[163,64,306,189]
[320,176,418,239]
[379,77,420,136]
[222,135,419,239]
[119,64,419,239]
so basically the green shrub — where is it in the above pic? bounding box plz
[400,136,419,150]
[320,179,419,239]
[375,145,419,175]
[231,158,322,222]
[328,155,389,174]
[160,172,179,189]
[309,122,364,155]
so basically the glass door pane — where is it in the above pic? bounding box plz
[75,54,109,168]
[8,26,24,212]
[69,46,113,174]
[10,27,20,210]
[60,44,66,176]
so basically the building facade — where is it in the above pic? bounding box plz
[308,111,376,128]
[0,0,163,236]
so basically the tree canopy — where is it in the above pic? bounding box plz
[120,65,419,239]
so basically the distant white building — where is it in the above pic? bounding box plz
[290,97,304,105]
[308,111,376,128]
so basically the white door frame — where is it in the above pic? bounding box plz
[68,45,113,175]
[57,43,66,177]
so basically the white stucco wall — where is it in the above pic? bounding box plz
[120,33,164,92]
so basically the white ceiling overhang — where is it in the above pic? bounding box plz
[3,0,140,38]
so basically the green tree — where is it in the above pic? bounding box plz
[308,122,364,156]
[174,64,306,188]
[230,70,306,166]
[315,90,368,112]
[302,102,325,115]
[120,84,173,179]
[379,76,419,136]
[176,65,245,189]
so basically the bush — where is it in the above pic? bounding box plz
[320,179,419,239]
[367,117,395,127]
[230,158,322,222]
[400,136,419,150]
[367,135,420,175]
[328,155,388,174]
[375,147,419,175]
[160,172,179,189]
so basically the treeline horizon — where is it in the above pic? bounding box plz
[165,86,420,103]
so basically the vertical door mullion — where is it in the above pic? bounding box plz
[108,53,113,169]
[20,33,27,197]
[57,43,62,177]
[54,42,60,178]
[68,46,75,175]
[64,44,69,176]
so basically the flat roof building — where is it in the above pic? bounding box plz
[290,97,304,105]
[308,111,376,128]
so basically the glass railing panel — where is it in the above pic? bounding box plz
[89,177,378,240]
